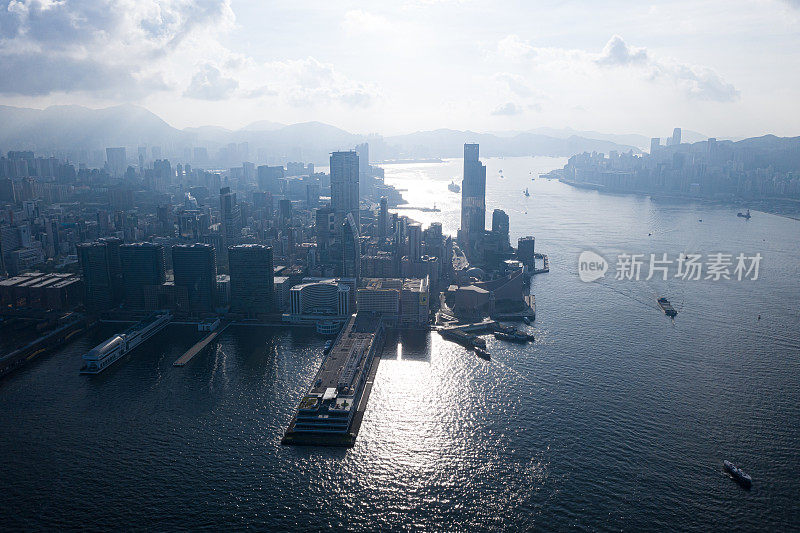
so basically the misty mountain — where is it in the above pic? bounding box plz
[239,120,286,132]
[0,104,189,151]
[489,127,709,151]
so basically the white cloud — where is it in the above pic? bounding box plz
[342,9,389,34]
[492,72,534,97]
[595,34,648,66]
[184,64,238,100]
[491,102,523,116]
[496,34,537,60]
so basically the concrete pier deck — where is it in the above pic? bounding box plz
[173,323,229,367]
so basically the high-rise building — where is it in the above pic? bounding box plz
[378,196,388,239]
[330,151,359,228]
[650,137,660,154]
[119,242,166,309]
[460,143,486,255]
[408,223,422,262]
[672,128,682,146]
[355,143,369,175]
[315,207,335,259]
[228,244,274,316]
[220,187,241,240]
[341,213,360,280]
[517,236,535,267]
[492,209,510,249]
[105,147,127,177]
[257,165,284,194]
[172,243,217,312]
[77,237,123,312]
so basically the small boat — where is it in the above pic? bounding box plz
[323,340,333,355]
[493,331,531,343]
[723,460,752,488]
[523,188,530,197]
[657,297,677,317]
[448,181,461,193]
[523,316,532,325]
[737,209,751,219]
[474,346,490,360]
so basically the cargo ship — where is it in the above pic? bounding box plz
[657,297,677,317]
[80,312,171,374]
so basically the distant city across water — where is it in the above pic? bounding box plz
[1,156,798,530]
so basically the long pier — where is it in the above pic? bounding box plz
[173,322,230,367]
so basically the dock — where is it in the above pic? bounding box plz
[531,253,550,274]
[282,313,385,447]
[173,322,230,367]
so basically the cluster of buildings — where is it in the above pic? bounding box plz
[560,127,800,199]
[2,134,539,336]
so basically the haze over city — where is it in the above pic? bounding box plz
[1,0,799,137]
[1,1,799,531]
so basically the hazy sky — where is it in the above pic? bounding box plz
[1,0,799,137]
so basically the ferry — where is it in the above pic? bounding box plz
[474,346,490,360]
[657,297,677,318]
[448,180,461,193]
[723,460,752,488]
[737,209,751,219]
[493,331,533,343]
[80,312,171,374]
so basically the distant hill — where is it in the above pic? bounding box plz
[239,120,286,132]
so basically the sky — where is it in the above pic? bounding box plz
[0,0,799,138]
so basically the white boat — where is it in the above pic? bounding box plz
[81,312,171,374]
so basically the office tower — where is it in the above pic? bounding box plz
[153,159,172,191]
[279,199,292,223]
[342,213,361,280]
[220,186,241,240]
[355,143,369,175]
[228,244,274,315]
[315,206,335,258]
[460,143,486,254]
[105,147,126,177]
[172,243,217,312]
[120,242,166,309]
[77,237,123,312]
[408,223,422,262]
[492,209,510,249]
[378,196,388,239]
[672,128,682,146]
[257,165,284,194]
[650,137,660,154]
[330,151,360,228]
[517,236,535,267]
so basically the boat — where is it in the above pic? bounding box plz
[323,340,333,354]
[80,312,171,374]
[448,181,461,193]
[523,188,530,197]
[737,209,751,219]
[474,346,490,360]
[493,331,533,343]
[657,297,677,317]
[723,460,752,488]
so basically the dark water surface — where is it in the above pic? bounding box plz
[1,157,798,531]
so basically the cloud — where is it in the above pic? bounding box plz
[496,34,537,60]
[595,35,648,66]
[493,33,739,103]
[342,9,389,34]
[492,72,534,97]
[491,102,523,116]
[0,0,235,97]
[184,64,238,100]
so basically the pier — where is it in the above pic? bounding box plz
[282,313,385,447]
[173,322,230,367]
[532,253,550,275]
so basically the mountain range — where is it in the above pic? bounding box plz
[0,104,790,166]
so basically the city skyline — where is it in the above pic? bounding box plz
[0,1,798,138]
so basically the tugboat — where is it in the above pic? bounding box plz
[723,460,752,488]
[657,297,677,317]
[523,188,530,197]
[737,209,752,219]
[448,180,461,193]
[474,345,491,360]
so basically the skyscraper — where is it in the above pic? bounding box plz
[650,137,660,154]
[228,244,274,316]
[342,213,361,281]
[672,127,682,146]
[330,151,359,228]
[459,143,486,255]
[408,223,422,262]
[492,209,510,249]
[378,196,388,239]
[120,242,166,309]
[77,237,123,312]
[172,243,217,312]
[105,147,127,178]
[220,187,241,240]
